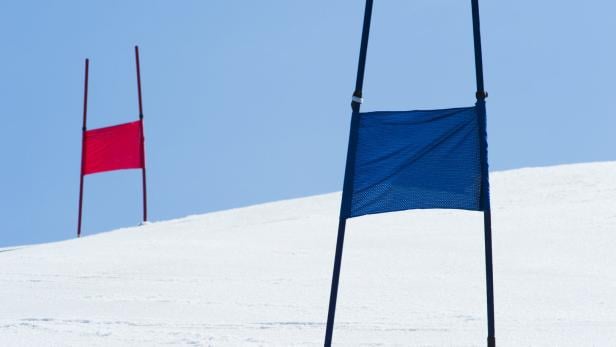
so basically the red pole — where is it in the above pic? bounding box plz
[135,45,148,222]
[77,58,89,237]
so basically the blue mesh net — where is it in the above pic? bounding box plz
[342,106,484,219]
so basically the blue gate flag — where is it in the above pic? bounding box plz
[341,105,487,219]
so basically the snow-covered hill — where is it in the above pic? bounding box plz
[1,162,616,346]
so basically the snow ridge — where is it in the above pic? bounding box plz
[1,162,615,346]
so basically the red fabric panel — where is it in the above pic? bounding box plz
[83,120,144,175]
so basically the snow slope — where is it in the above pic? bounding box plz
[1,162,616,346]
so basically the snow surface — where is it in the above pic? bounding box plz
[1,162,616,346]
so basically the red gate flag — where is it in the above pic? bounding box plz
[77,46,149,238]
[83,120,144,175]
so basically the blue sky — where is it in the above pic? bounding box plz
[1,1,614,247]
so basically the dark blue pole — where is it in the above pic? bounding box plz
[135,46,148,223]
[77,58,89,238]
[351,0,374,113]
[325,1,373,345]
[471,1,495,346]
[324,217,348,346]
[471,0,486,99]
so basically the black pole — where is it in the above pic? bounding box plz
[325,1,374,345]
[324,111,361,346]
[471,0,486,100]
[482,204,495,347]
[351,0,374,114]
[135,45,148,223]
[471,1,495,346]
[77,58,89,238]
[324,218,348,346]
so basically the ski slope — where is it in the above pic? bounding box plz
[1,162,615,346]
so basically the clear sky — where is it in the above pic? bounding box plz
[1,1,614,247]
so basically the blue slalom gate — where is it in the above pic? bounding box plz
[324,1,495,346]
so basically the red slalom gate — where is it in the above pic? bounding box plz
[77,46,148,237]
